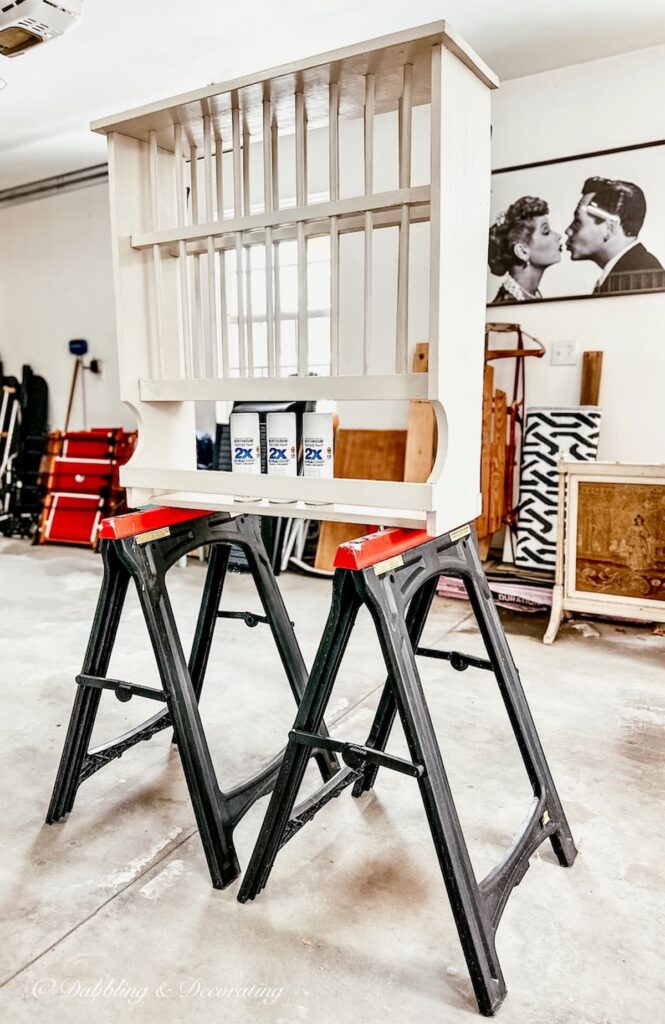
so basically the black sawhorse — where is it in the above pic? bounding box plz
[46,506,337,889]
[238,524,577,1016]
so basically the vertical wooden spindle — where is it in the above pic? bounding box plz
[263,96,275,377]
[295,91,308,376]
[190,142,205,376]
[174,123,192,377]
[271,119,282,375]
[232,104,246,376]
[203,114,218,378]
[363,73,375,376]
[396,63,413,374]
[148,130,165,378]
[215,129,230,377]
[329,81,340,376]
[428,43,442,376]
[242,121,254,377]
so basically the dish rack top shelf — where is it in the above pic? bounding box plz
[92,22,497,149]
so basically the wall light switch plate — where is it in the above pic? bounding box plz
[551,341,577,366]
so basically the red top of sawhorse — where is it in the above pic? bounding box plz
[99,508,433,569]
[333,529,432,570]
[98,506,215,541]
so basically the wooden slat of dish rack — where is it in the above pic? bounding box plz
[138,373,429,403]
[329,81,340,376]
[396,62,413,374]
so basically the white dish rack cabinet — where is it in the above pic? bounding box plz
[93,21,498,534]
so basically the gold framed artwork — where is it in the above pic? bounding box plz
[544,460,665,643]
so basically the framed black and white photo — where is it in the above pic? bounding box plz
[487,140,665,305]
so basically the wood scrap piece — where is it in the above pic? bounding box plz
[404,342,436,484]
[488,389,507,535]
[314,428,407,571]
[580,351,603,405]
[476,363,494,543]
[412,341,429,372]
[313,522,367,573]
[404,402,436,484]
[334,428,407,481]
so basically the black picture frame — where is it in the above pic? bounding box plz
[487,139,665,307]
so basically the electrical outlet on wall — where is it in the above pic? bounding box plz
[551,341,577,366]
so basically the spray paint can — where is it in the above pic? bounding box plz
[266,412,297,502]
[230,412,261,501]
[302,411,333,503]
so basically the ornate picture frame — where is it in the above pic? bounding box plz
[544,460,665,643]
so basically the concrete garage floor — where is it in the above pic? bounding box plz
[0,537,663,1024]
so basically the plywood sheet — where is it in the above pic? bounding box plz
[580,351,603,406]
[315,428,407,570]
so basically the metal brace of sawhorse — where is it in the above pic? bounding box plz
[238,524,577,1016]
[46,506,338,889]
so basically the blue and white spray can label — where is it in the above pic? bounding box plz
[266,413,297,478]
[230,412,261,475]
[302,412,333,480]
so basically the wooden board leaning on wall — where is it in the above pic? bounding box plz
[314,343,435,571]
[476,364,507,560]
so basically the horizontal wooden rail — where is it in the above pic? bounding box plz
[139,373,429,402]
[156,491,429,529]
[120,466,436,512]
[131,186,430,250]
[163,202,431,257]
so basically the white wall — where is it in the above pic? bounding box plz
[1,44,664,458]
[489,44,665,462]
[0,184,131,431]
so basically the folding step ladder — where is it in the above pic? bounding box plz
[46,507,338,889]
[238,525,577,1016]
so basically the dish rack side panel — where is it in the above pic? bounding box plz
[108,131,196,505]
[427,44,493,536]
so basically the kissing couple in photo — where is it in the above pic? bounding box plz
[489,176,665,302]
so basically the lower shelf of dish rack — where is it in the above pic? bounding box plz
[118,467,481,534]
[121,465,435,512]
[148,491,429,530]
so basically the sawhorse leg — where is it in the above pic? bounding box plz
[46,541,130,824]
[238,527,577,1015]
[238,571,362,898]
[354,542,576,868]
[352,575,438,797]
[459,538,576,867]
[47,509,337,889]
[189,543,230,702]
[177,521,337,783]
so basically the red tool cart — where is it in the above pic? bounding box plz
[38,428,136,547]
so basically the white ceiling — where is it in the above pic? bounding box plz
[2,0,665,189]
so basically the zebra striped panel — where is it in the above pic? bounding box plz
[515,407,601,571]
